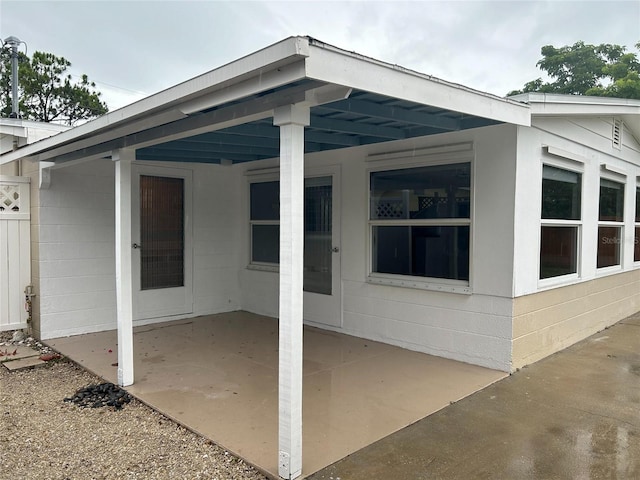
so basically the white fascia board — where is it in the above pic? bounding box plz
[304,42,531,127]
[528,102,640,117]
[513,92,640,108]
[0,36,311,165]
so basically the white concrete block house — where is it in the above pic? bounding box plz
[1,37,639,478]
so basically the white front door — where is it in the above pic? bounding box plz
[303,169,341,327]
[131,164,193,321]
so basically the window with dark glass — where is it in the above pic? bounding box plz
[250,181,280,264]
[369,163,471,281]
[597,178,624,268]
[249,177,334,295]
[540,165,581,279]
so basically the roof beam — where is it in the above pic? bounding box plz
[160,134,280,150]
[139,143,280,157]
[310,115,405,139]
[223,122,361,146]
[136,150,263,163]
[320,98,460,130]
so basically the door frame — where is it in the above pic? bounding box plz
[131,163,194,321]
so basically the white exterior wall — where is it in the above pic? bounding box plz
[34,159,242,339]
[191,164,242,316]
[36,160,117,338]
[513,116,640,297]
[240,124,518,371]
[511,116,640,367]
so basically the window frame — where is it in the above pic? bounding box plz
[634,184,640,264]
[538,162,583,285]
[597,174,626,272]
[366,151,473,294]
[248,174,280,271]
[245,170,339,277]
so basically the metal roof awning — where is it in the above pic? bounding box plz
[135,89,501,164]
[0,36,531,167]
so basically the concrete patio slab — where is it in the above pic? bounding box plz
[48,311,506,478]
[309,310,640,480]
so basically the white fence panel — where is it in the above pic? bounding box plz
[0,176,30,331]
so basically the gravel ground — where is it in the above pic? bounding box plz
[0,332,268,480]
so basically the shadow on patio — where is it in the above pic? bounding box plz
[48,311,506,478]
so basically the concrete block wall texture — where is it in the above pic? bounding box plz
[36,159,117,339]
[512,269,640,369]
[30,159,243,340]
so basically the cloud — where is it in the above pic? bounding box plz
[1,0,639,108]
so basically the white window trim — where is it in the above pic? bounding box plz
[597,175,626,272]
[365,150,474,293]
[538,163,583,287]
[246,167,340,272]
[247,173,280,269]
[634,183,640,265]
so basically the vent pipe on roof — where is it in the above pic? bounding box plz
[3,36,23,119]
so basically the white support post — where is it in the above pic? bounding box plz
[113,149,135,387]
[273,104,309,480]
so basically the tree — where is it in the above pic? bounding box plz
[0,48,108,125]
[508,41,640,100]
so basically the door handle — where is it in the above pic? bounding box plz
[331,246,340,253]
[132,243,142,249]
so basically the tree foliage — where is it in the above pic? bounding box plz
[508,41,640,99]
[0,48,108,125]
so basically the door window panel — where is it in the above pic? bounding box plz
[140,175,185,290]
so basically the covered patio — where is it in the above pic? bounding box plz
[48,311,506,477]
[1,37,531,479]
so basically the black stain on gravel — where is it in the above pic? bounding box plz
[64,383,132,410]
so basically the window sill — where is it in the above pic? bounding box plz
[247,263,279,273]
[537,273,580,290]
[367,274,471,294]
[596,264,624,277]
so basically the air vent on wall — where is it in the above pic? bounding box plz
[612,118,622,150]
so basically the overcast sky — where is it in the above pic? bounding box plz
[1,0,639,111]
